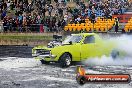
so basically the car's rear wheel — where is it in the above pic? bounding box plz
[59,53,72,68]
[111,50,119,59]
[40,60,50,64]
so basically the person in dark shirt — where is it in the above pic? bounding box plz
[58,8,63,17]
[90,12,96,24]
[114,18,119,33]
[54,0,58,3]
[47,4,53,17]
[67,7,73,14]
[42,7,46,17]
[12,18,17,31]
[1,10,6,20]
[3,17,7,32]
[3,2,7,10]
[0,2,3,12]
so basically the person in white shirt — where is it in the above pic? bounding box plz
[7,1,10,11]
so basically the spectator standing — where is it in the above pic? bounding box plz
[61,19,66,30]
[52,16,57,31]
[54,0,58,3]
[3,17,7,32]
[27,3,32,13]
[64,13,68,23]
[10,1,15,10]
[58,8,63,17]
[36,15,41,24]
[3,1,7,10]
[67,7,73,14]
[57,20,62,32]
[49,19,53,32]
[12,18,17,31]
[42,7,46,17]
[75,15,81,23]
[15,17,19,31]
[18,14,23,32]
[8,18,12,32]
[45,18,50,31]
[114,18,119,33]
[47,4,53,17]
[1,10,6,20]
[90,12,96,24]
[7,1,10,11]
[61,0,67,7]
[0,1,3,12]
[23,15,27,32]
[6,17,10,32]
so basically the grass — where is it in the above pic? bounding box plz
[0,35,52,41]
[0,33,56,45]
[0,33,57,40]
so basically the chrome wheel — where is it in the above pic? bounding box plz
[65,56,71,66]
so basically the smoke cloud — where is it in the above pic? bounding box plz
[83,34,132,66]
[0,57,41,69]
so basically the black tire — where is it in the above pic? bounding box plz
[111,50,119,59]
[59,53,72,68]
[40,60,50,64]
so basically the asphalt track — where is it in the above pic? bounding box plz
[0,46,132,88]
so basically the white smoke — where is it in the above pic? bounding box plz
[0,57,41,69]
[108,35,132,56]
[83,34,132,66]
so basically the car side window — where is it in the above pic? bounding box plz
[84,35,95,44]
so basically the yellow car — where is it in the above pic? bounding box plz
[32,33,119,67]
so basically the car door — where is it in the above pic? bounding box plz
[80,35,97,60]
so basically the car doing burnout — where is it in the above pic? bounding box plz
[32,33,120,67]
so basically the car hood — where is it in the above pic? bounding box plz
[33,43,75,50]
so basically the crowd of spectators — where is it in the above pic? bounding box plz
[0,0,131,32]
[70,0,131,24]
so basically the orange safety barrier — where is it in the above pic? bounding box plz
[112,14,132,23]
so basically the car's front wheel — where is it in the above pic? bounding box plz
[59,53,72,68]
[40,60,50,64]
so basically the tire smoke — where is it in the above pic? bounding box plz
[0,57,41,69]
[83,34,132,66]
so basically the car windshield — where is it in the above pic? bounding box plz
[63,35,83,44]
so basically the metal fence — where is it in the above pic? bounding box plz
[0,24,63,33]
